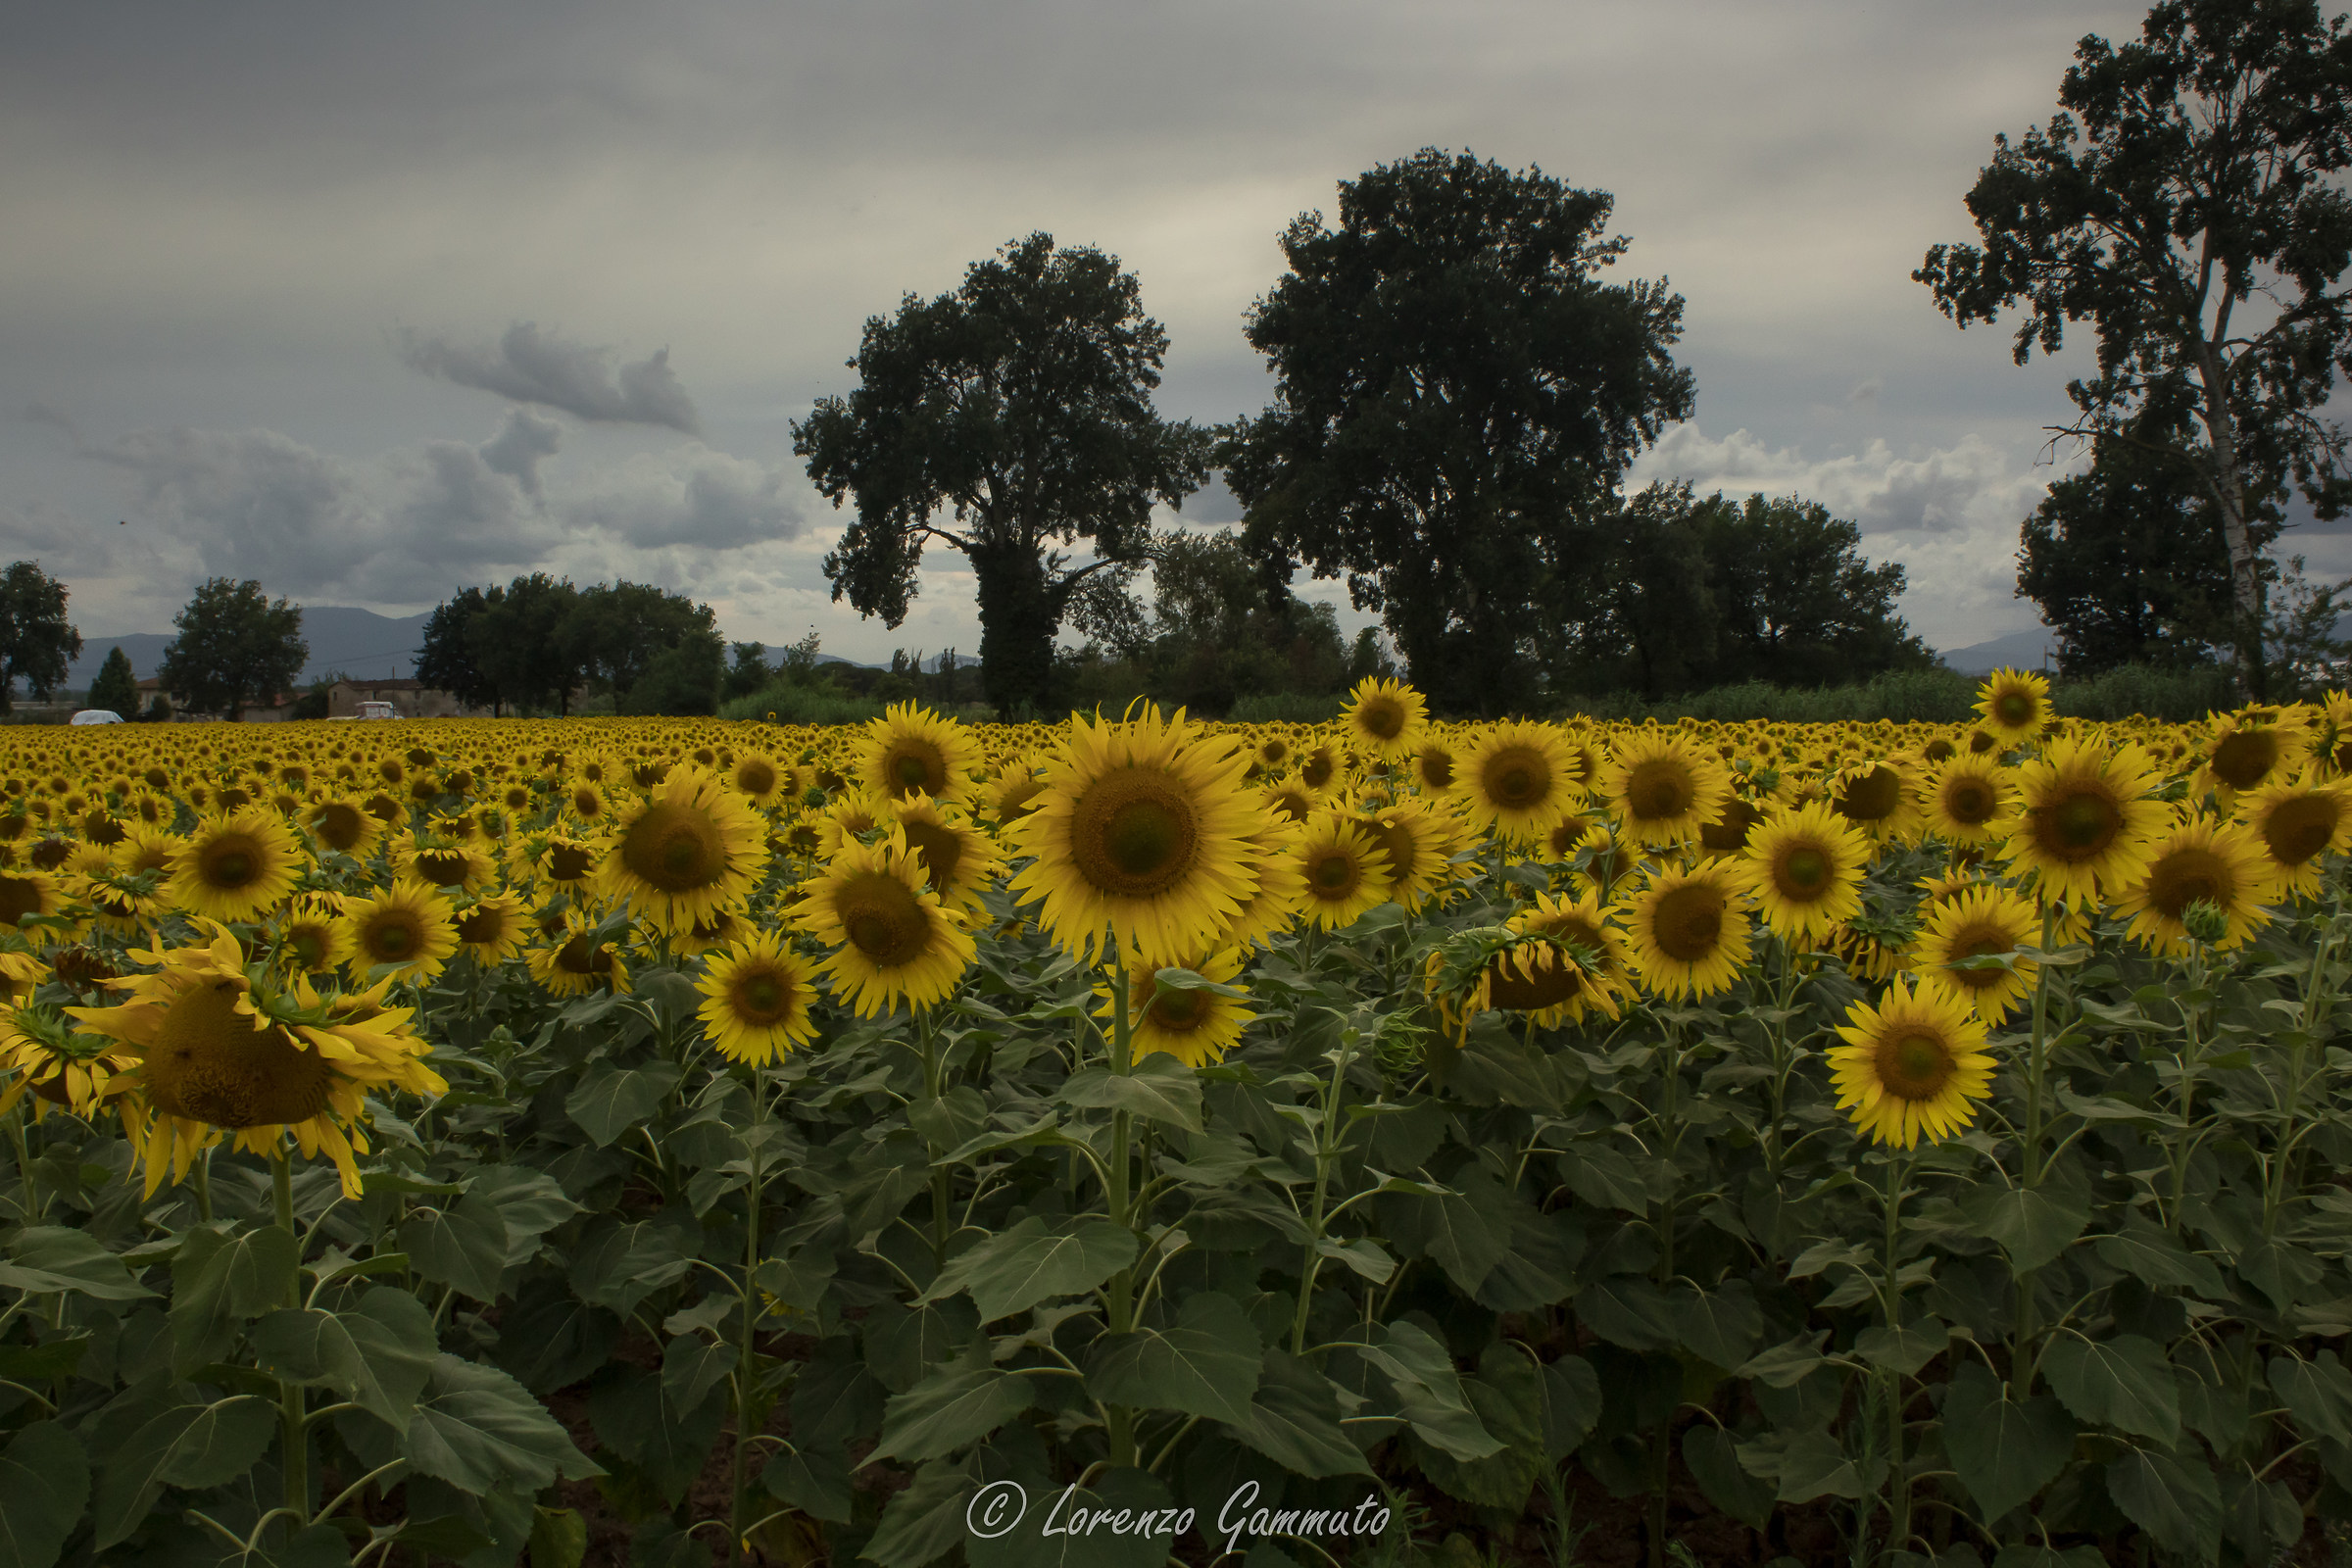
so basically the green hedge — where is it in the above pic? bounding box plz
[716,682,885,725]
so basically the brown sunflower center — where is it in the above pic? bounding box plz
[1308,849,1358,895]
[312,803,368,852]
[1698,800,1761,855]
[2148,847,2231,919]
[2044,790,2121,858]
[1943,930,2009,991]
[885,741,947,798]
[1652,884,1726,962]
[731,969,794,1025]
[1993,693,2036,728]
[557,934,612,976]
[1070,768,1200,898]
[1487,952,1585,1011]
[1837,766,1901,824]
[146,979,333,1128]
[414,850,472,886]
[1143,974,1206,1031]
[362,910,420,960]
[1359,699,1404,740]
[1875,1030,1954,1102]
[1624,759,1693,822]
[1418,748,1455,790]
[1943,779,1996,826]
[1776,845,1831,899]
[837,872,931,967]
[899,819,965,894]
[547,843,596,882]
[736,760,778,797]
[2262,794,2341,866]
[200,834,263,890]
[621,802,726,894]
[457,907,508,945]
[1482,747,1551,813]
[572,787,604,817]
[288,928,327,967]
[2210,729,2280,790]
[996,779,1045,823]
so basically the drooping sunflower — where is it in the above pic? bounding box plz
[1458,721,1584,847]
[71,921,445,1198]
[1094,946,1254,1068]
[1004,705,1260,965]
[696,931,821,1065]
[675,905,755,957]
[887,792,1002,912]
[397,837,498,896]
[1293,810,1396,931]
[1342,676,1429,762]
[1619,861,1752,1002]
[453,893,529,965]
[2113,816,2281,956]
[526,914,633,998]
[523,830,603,893]
[2233,769,2352,899]
[1999,735,2170,904]
[1827,976,1996,1149]
[1974,667,2051,748]
[1739,801,1873,943]
[1598,731,1733,850]
[1474,890,1635,1029]
[1908,883,2039,1022]
[0,1002,137,1121]
[77,866,167,936]
[858,703,982,805]
[338,879,461,980]
[1924,756,2012,847]
[303,796,385,858]
[168,807,305,923]
[795,831,975,1016]
[816,786,896,856]
[1828,759,1925,844]
[593,765,767,936]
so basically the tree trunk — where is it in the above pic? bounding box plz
[967,537,1060,719]
[2193,341,2267,700]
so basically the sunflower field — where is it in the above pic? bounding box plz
[3,676,2352,1568]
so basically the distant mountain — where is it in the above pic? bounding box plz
[1938,627,2058,676]
[69,606,431,689]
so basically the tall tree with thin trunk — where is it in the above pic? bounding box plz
[1916,0,2352,697]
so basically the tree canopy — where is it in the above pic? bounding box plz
[157,578,306,720]
[85,646,138,720]
[793,232,1213,716]
[0,562,81,714]
[415,575,725,715]
[1221,148,1694,716]
[1916,0,2352,695]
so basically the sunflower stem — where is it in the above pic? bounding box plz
[1105,958,1136,1470]
[1877,1151,1915,1559]
[2266,909,2341,1233]
[1646,1021,1684,1568]
[2009,903,2057,1402]
[918,1008,951,1270]
[195,1147,214,1225]
[271,1149,309,1520]
[8,1103,34,1224]
[729,1066,766,1568]
[2168,942,2208,1232]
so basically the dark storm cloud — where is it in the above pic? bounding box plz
[478,408,564,495]
[398,323,701,434]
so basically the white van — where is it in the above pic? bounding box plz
[69,710,123,725]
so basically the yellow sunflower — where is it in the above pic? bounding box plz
[397,837,498,896]
[1004,704,1260,965]
[696,931,820,1065]
[0,1002,137,1121]
[1094,947,1254,1068]
[727,751,791,808]
[2234,768,2352,898]
[275,894,356,975]
[593,765,768,936]
[1465,890,1635,1030]
[1828,759,1924,844]
[302,796,384,858]
[338,879,461,980]
[1908,883,2039,1022]
[1597,730,1733,850]
[526,915,632,998]
[1739,801,1873,943]
[1293,810,1396,931]
[1341,676,1429,762]
[858,703,982,805]
[453,894,528,965]
[1458,721,1585,847]
[1411,742,1458,799]
[168,807,305,923]
[1827,976,1996,1149]
[2200,712,2291,803]
[1999,735,2170,904]
[1924,756,2012,847]
[71,921,444,1197]
[887,792,1002,912]
[1222,812,1309,952]
[816,786,895,856]
[2113,816,2281,956]
[1974,667,2051,748]
[1349,796,1463,913]
[794,831,975,1017]
[1620,861,1752,1002]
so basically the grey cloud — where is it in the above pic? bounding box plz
[478,408,564,495]
[399,321,701,434]
[562,448,808,550]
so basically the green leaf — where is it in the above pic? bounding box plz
[2268,1351,2352,1445]
[1539,1356,1602,1460]
[564,1060,682,1148]
[2092,1219,2230,1300]
[2237,1236,2325,1310]
[0,1421,88,1568]
[2105,1449,2222,1564]
[400,1194,513,1302]
[94,1391,277,1549]
[2041,1335,2180,1447]
[1942,1361,2073,1523]
[1961,1185,2089,1272]
[588,1364,726,1507]
[250,1287,441,1434]
[1682,1425,1771,1530]
[864,1298,980,1396]
[1857,1317,1949,1378]
[0,1226,153,1301]
[0,1336,86,1383]
[402,1353,600,1494]
[868,1355,1035,1467]
[1576,1276,1670,1351]
[1085,1292,1262,1423]
[792,1359,885,1449]
[1218,1347,1370,1478]
[169,1223,300,1374]
[762,1446,854,1524]
[1056,1055,1203,1134]
[567,1214,698,1317]
[1413,1343,1545,1510]
[1738,1330,1831,1389]
[1668,1281,1762,1369]
[1555,1145,1649,1213]
[923,1215,1139,1322]
[1775,1429,1868,1504]
[466,1166,585,1267]
[527,1506,588,1568]
[860,1457,974,1568]
[1381,1165,1511,1295]
[1358,1319,1504,1463]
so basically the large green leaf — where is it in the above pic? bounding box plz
[400,1194,513,1302]
[1961,1184,2089,1272]
[94,1390,277,1549]
[2268,1351,2352,1445]
[2041,1334,2180,1447]
[1380,1165,1510,1295]
[792,1359,886,1449]
[587,1364,725,1507]
[2105,1449,2222,1564]
[859,1457,972,1568]
[1682,1425,1771,1530]
[1055,1055,1203,1134]
[1413,1343,1545,1510]
[0,1421,87,1568]
[762,1447,853,1524]
[2092,1218,2229,1300]
[1085,1292,1262,1423]
[1668,1281,1762,1370]
[0,1226,153,1301]
[868,1355,1035,1467]
[1216,1347,1371,1478]
[402,1353,600,1494]
[251,1287,441,1435]
[466,1166,585,1267]
[1358,1319,1503,1463]
[564,1060,682,1148]
[923,1216,1138,1323]
[170,1223,299,1374]
[566,1214,698,1316]
[1942,1361,2073,1523]
[1575,1275,1670,1351]
[1539,1355,1602,1460]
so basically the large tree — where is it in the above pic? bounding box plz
[567,580,722,710]
[1694,492,1932,688]
[157,578,306,720]
[1915,0,2352,696]
[85,646,138,720]
[793,232,1213,716]
[1220,148,1695,715]
[470,573,588,715]
[0,562,82,714]
[414,585,505,714]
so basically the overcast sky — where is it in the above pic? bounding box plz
[2,0,2230,661]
